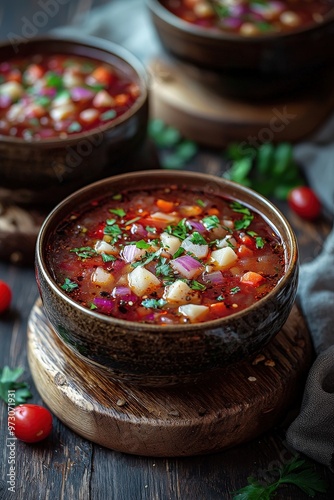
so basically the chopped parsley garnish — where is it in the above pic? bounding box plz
[104,220,122,241]
[196,199,205,208]
[190,232,207,245]
[173,247,185,259]
[141,298,167,309]
[102,253,116,263]
[112,193,122,201]
[70,246,97,259]
[61,278,78,292]
[125,216,141,225]
[166,218,188,240]
[132,250,162,268]
[230,201,251,216]
[234,215,254,231]
[135,240,151,249]
[247,231,265,249]
[109,208,126,217]
[190,281,206,291]
[90,303,98,310]
[202,215,220,230]
[156,258,173,278]
[146,225,157,233]
[216,295,225,301]
[230,286,240,295]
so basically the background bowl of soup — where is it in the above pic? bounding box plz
[0,35,149,206]
[36,170,299,387]
[147,0,334,97]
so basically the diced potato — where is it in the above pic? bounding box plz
[151,211,179,224]
[51,92,71,108]
[181,236,208,259]
[0,81,24,101]
[6,103,24,122]
[91,267,114,286]
[160,232,181,255]
[79,108,99,123]
[164,280,194,305]
[216,236,237,249]
[93,90,115,108]
[94,240,118,255]
[211,247,238,269]
[50,103,75,121]
[178,304,209,322]
[128,267,160,297]
[194,2,214,17]
[63,68,84,88]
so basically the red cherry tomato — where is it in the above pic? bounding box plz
[0,280,12,313]
[12,404,53,443]
[288,186,321,220]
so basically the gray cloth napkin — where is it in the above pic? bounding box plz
[286,147,334,469]
[56,0,334,468]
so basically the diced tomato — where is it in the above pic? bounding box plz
[90,66,114,85]
[240,234,255,248]
[114,94,130,107]
[240,271,264,286]
[238,244,253,257]
[210,302,227,318]
[207,208,219,216]
[156,199,174,213]
[8,69,22,83]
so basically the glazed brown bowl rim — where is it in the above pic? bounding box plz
[0,34,148,146]
[36,170,298,333]
[147,0,334,42]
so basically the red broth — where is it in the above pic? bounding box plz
[47,185,285,325]
[160,0,334,36]
[0,54,140,140]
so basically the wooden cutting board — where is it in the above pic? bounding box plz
[149,58,334,148]
[27,300,313,457]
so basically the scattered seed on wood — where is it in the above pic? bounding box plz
[264,359,276,367]
[116,398,127,407]
[252,354,266,365]
[168,410,180,417]
[248,376,257,382]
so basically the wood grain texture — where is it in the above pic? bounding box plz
[149,58,334,148]
[28,300,312,457]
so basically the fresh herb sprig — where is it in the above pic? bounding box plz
[224,142,304,200]
[0,366,32,405]
[232,456,328,499]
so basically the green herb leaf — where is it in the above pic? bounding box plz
[0,366,32,405]
[61,278,78,292]
[112,193,122,201]
[173,247,185,259]
[109,208,126,217]
[135,240,151,249]
[101,109,117,121]
[102,253,116,263]
[232,456,328,500]
[125,216,141,225]
[196,199,205,208]
[230,201,251,216]
[131,250,161,268]
[70,246,97,259]
[104,222,122,241]
[202,215,220,230]
[166,218,188,240]
[90,303,98,310]
[141,298,167,309]
[234,215,254,231]
[216,295,225,301]
[190,232,207,245]
[190,281,206,291]
[146,225,157,234]
[230,286,240,295]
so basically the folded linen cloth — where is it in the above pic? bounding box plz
[286,163,334,470]
[56,0,334,469]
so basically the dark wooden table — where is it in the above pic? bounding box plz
[0,151,333,500]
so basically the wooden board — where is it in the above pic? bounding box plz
[27,300,313,457]
[149,58,334,148]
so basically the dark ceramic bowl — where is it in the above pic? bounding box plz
[147,0,334,98]
[36,170,298,387]
[0,35,149,206]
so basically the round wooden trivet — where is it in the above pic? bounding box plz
[149,58,334,148]
[27,300,312,457]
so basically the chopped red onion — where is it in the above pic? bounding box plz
[187,220,206,233]
[0,95,11,108]
[170,255,204,279]
[93,297,115,314]
[203,271,223,285]
[112,286,137,303]
[71,87,94,102]
[130,224,147,238]
[122,244,145,263]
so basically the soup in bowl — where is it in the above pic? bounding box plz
[0,36,148,205]
[36,170,298,386]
